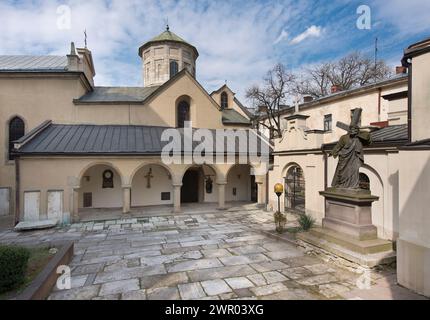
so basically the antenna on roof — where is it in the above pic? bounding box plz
[374,37,378,82]
[84,29,88,48]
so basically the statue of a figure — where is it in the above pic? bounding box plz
[331,108,371,189]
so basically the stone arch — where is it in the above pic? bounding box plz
[178,163,221,183]
[130,161,175,186]
[78,161,125,186]
[180,164,219,204]
[130,163,174,207]
[78,162,124,210]
[225,164,256,203]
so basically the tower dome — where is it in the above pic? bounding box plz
[139,27,199,87]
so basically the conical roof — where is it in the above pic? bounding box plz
[138,28,199,58]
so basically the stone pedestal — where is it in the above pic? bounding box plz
[320,188,379,241]
[297,187,395,268]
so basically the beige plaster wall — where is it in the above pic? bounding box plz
[411,54,430,141]
[397,149,430,296]
[269,152,325,223]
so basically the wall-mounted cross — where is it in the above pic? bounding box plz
[145,168,154,188]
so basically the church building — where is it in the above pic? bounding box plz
[0,28,269,225]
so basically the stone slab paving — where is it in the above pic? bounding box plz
[0,209,427,300]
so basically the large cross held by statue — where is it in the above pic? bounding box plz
[145,168,154,188]
[330,108,373,189]
[336,108,362,133]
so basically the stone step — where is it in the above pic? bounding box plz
[307,227,393,254]
[297,228,396,268]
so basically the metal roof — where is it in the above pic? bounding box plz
[74,86,160,103]
[222,109,251,125]
[0,55,68,72]
[16,124,268,155]
[370,124,408,143]
[139,30,199,58]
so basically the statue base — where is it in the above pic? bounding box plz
[319,187,379,241]
[296,187,394,268]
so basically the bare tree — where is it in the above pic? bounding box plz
[246,63,295,138]
[294,52,392,98]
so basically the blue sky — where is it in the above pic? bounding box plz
[1,0,429,102]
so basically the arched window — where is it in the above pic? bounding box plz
[359,173,370,190]
[170,61,179,79]
[221,92,228,109]
[177,101,190,128]
[8,117,25,161]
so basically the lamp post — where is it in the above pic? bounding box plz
[273,183,286,233]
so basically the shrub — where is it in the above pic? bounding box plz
[298,213,316,231]
[0,245,30,293]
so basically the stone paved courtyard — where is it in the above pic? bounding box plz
[0,209,426,300]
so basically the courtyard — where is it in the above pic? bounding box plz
[0,208,426,300]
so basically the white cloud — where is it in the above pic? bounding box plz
[290,25,322,44]
[0,0,297,101]
[273,29,289,45]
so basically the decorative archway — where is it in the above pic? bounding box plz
[226,164,256,203]
[283,164,305,213]
[181,164,218,204]
[131,164,174,207]
[78,163,123,210]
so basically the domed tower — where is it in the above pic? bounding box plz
[138,26,199,87]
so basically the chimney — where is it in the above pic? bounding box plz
[331,84,342,94]
[303,95,313,103]
[396,66,407,74]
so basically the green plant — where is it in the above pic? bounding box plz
[0,245,30,293]
[298,213,316,231]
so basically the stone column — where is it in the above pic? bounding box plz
[256,175,267,207]
[122,185,131,214]
[173,184,182,213]
[72,187,80,222]
[217,181,227,210]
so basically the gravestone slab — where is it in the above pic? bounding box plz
[24,191,40,221]
[0,188,10,216]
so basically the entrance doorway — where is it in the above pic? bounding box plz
[284,165,305,213]
[181,169,199,203]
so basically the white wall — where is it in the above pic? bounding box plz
[226,165,251,202]
[131,165,173,207]
[79,165,122,208]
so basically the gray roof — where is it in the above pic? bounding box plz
[74,86,160,104]
[16,124,268,155]
[370,124,408,143]
[0,55,68,72]
[222,109,251,125]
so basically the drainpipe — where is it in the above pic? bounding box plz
[323,148,328,189]
[402,57,412,142]
[15,157,20,226]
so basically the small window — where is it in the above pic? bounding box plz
[221,92,228,109]
[177,101,190,128]
[324,114,332,131]
[170,61,179,78]
[8,117,25,160]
